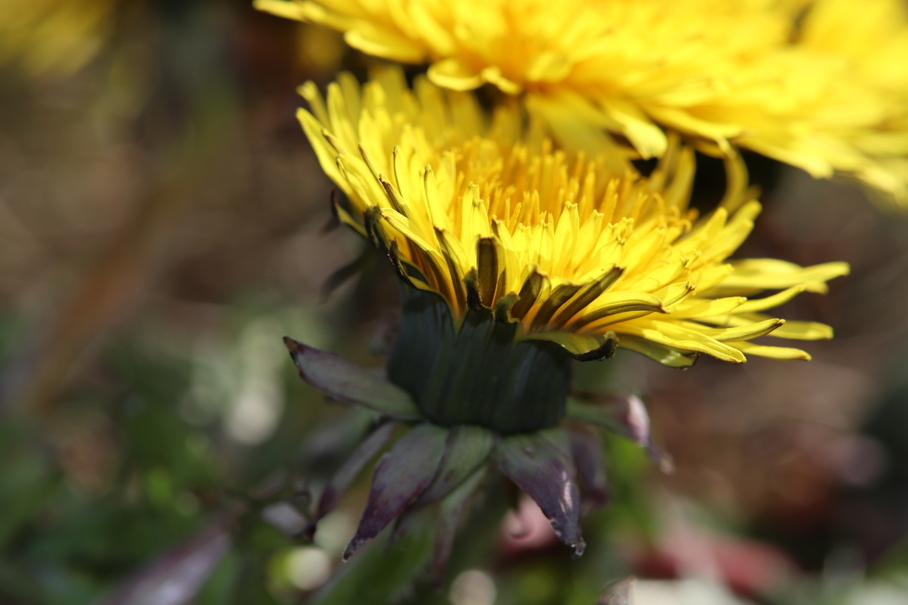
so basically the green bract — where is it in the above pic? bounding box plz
[388,287,572,434]
[283,286,669,578]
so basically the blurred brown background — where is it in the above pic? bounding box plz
[3,1,908,604]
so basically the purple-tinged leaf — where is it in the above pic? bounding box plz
[597,576,636,605]
[389,427,493,544]
[98,512,235,605]
[567,394,674,473]
[299,422,400,539]
[317,422,398,520]
[415,425,496,506]
[284,337,422,420]
[492,432,585,557]
[431,467,486,586]
[343,424,448,561]
[568,426,609,508]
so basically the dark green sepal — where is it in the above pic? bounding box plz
[387,286,572,434]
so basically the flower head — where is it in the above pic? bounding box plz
[280,69,849,578]
[300,68,848,367]
[257,0,908,205]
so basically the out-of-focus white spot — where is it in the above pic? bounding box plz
[225,319,286,445]
[449,569,496,605]
[285,547,331,592]
[225,385,282,444]
[633,578,755,605]
[314,510,357,557]
[262,502,307,535]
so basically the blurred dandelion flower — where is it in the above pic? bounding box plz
[0,0,118,75]
[792,0,908,204]
[281,70,848,577]
[256,0,908,205]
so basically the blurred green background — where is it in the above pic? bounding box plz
[3,1,908,604]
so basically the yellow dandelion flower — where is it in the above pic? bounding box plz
[298,69,849,368]
[792,0,908,204]
[280,70,849,566]
[256,0,908,205]
[0,0,118,76]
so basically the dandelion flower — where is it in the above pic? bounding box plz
[256,0,908,205]
[280,70,848,575]
[301,69,848,368]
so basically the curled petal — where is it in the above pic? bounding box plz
[344,424,448,561]
[492,431,585,556]
[284,337,422,420]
